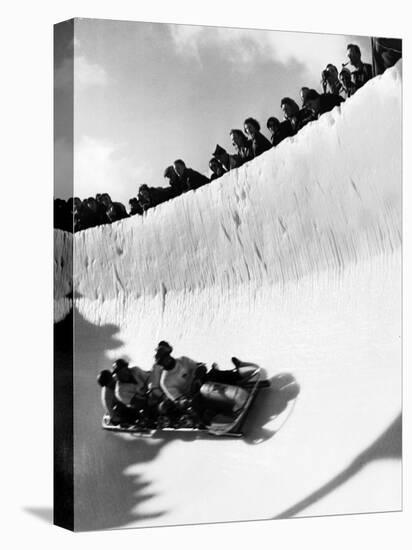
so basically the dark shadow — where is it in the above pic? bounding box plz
[55,307,170,531]
[242,373,301,444]
[274,413,402,519]
[24,507,53,524]
[54,310,75,529]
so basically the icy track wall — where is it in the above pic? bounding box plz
[73,64,401,310]
[68,63,401,530]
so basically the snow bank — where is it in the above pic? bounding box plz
[73,63,401,310]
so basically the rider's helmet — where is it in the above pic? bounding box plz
[97,369,113,387]
[155,341,173,362]
[112,358,129,374]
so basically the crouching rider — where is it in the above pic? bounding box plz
[97,369,123,425]
[112,358,151,424]
[151,341,206,424]
[152,341,257,425]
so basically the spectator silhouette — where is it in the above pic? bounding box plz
[99,193,112,210]
[164,165,183,196]
[212,144,242,172]
[128,197,144,216]
[230,129,253,165]
[86,197,99,228]
[243,117,272,158]
[321,64,344,96]
[299,89,317,127]
[339,67,356,99]
[371,37,402,76]
[300,87,310,105]
[173,159,210,191]
[280,97,314,134]
[344,44,372,93]
[106,202,128,223]
[76,198,94,230]
[137,184,153,211]
[95,193,128,224]
[303,89,344,119]
[266,117,294,147]
[209,158,226,181]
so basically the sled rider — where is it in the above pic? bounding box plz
[97,367,143,425]
[97,369,121,424]
[151,341,256,414]
[151,341,205,408]
[112,358,151,411]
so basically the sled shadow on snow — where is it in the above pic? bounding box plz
[147,372,300,445]
[242,373,300,445]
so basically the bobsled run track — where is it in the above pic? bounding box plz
[54,63,402,531]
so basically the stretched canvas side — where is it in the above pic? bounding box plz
[53,18,74,532]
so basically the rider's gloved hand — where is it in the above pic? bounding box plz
[176,397,191,410]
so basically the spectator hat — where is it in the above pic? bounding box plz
[212,144,226,157]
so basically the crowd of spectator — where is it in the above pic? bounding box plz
[54,193,129,232]
[54,40,402,233]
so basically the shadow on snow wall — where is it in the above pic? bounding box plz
[71,308,169,531]
[274,412,402,519]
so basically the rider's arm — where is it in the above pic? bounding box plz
[115,382,137,407]
[159,369,180,402]
[148,364,163,394]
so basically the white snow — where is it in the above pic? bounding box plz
[58,62,402,530]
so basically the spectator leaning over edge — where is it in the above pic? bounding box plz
[339,66,357,100]
[266,116,294,147]
[164,165,184,196]
[344,44,372,93]
[173,159,210,192]
[229,129,253,165]
[129,197,144,216]
[371,37,402,77]
[106,200,129,224]
[280,97,314,134]
[321,64,344,96]
[212,144,242,172]
[137,184,153,212]
[303,88,344,120]
[209,158,226,181]
[95,194,110,225]
[299,88,317,127]
[243,117,272,158]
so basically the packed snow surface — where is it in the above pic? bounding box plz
[58,63,402,530]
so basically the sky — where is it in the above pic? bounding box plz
[54,18,372,204]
